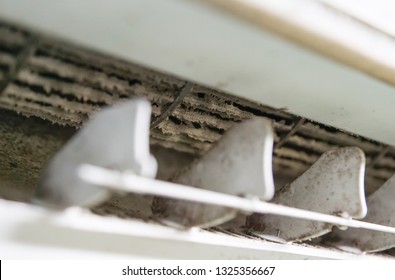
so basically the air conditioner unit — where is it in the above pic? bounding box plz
[1,0,395,259]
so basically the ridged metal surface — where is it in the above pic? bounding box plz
[0,18,394,198]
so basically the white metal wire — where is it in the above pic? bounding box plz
[78,164,395,235]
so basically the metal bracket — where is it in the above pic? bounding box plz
[34,99,157,209]
[249,147,367,241]
[331,174,395,252]
[152,117,275,228]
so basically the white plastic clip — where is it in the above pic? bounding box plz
[332,174,395,252]
[249,147,367,241]
[34,99,157,208]
[152,118,275,228]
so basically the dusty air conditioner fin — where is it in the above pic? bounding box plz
[151,117,275,228]
[331,174,395,252]
[33,99,157,209]
[248,147,367,242]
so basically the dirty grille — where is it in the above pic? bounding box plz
[0,18,394,199]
